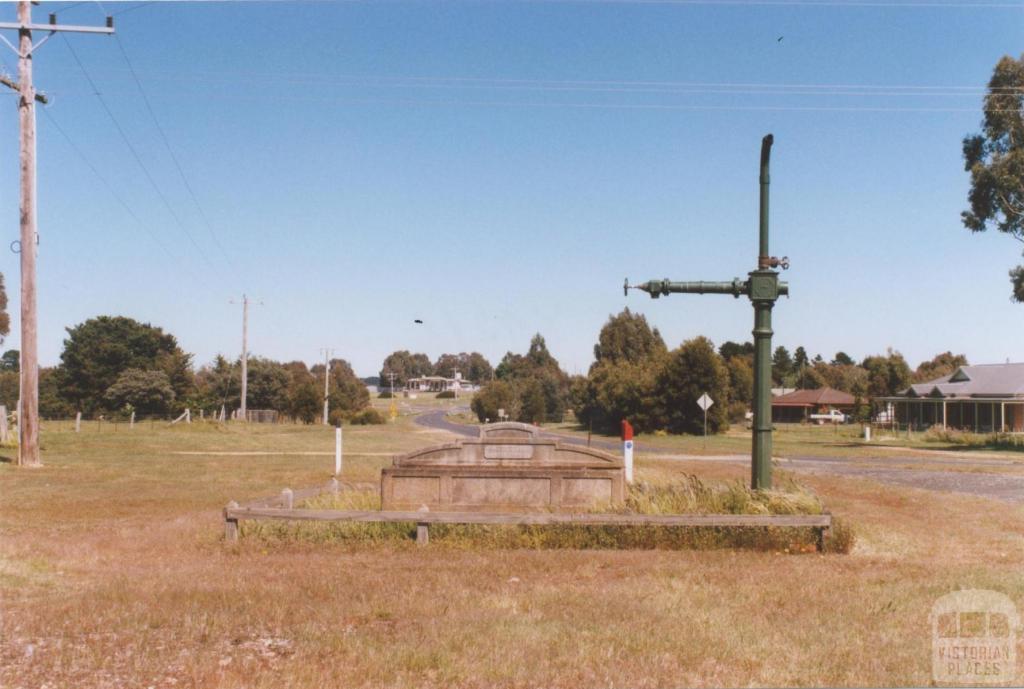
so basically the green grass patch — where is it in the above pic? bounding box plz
[919,427,1024,452]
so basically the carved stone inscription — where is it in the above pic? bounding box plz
[483,444,535,460]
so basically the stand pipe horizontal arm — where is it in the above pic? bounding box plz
[628,278,788,299]
[631,279,747,298]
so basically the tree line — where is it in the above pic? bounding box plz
[0,308,973,433]
[469,309,970,436]
[0,315,374,423]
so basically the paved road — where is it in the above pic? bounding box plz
[414,410,1024,504]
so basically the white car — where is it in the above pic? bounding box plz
[809,409,847,424]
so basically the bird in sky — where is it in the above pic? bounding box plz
[777,36,784,42]
[414,319,424,324]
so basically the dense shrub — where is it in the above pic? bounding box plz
[471,380,518,422]
[349,408,386,425]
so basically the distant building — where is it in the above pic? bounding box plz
[879,363,1024,433]
[771,387,856,423]
[404,374,477,395]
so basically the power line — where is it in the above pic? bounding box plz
[109,30,240,281]
[62,65,1022,95]
[61,35,220,275]
[40,107,185,267]
[151,0,1024,7]
[130,91,1016,113]
[111,2,158,17]
[483,0,1024,7]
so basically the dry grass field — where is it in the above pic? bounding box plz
[1,417,1022,688]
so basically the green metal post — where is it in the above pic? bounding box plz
[751,134,775,490]
[625,133,787,492]
[758,134,773,268]
[751,298,774,489]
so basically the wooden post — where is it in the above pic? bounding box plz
[75,411,81,433]
[130,411,135,429]
[185,408,191,424]
[416,505,429,545]
[281,488,293,510]
[817,524,830,553]
[15,1,39,467]
[0,405,8,443]
[224,501,239,543]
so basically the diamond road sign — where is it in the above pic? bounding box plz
[697,393,714,411]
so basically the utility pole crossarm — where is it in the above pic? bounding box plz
[0,22,114,34]
[0,74,46,103]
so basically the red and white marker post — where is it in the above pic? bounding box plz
[621,419,635,484]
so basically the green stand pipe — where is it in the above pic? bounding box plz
[751,300,774,489]
[625,133,786,491]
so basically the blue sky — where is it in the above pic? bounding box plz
[0,0,1021,377]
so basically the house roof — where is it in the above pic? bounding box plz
[900,363,1024,399]
[772,387,856,407]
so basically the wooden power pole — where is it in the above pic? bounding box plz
[0,3,114,466]
[230,294,261,421]
[321,348,333,425]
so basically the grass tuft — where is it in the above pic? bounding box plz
[921,427,1024,451]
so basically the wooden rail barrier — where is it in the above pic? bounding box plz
[223,494,833,551]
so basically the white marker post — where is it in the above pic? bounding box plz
[621,419,635,484]
[697,393,714,449]
[334,426,343,476]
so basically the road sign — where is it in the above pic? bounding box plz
[697,393,714,449]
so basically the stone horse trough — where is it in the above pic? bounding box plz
[381,422,626,512]
[223,422,833,549]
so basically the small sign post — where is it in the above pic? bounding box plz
[335,426,343,476]
[621,419,635,483]
[697,393,714,448]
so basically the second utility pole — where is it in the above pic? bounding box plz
[241,295,248,420]
[321,348,333,425]
[230,294,258,421]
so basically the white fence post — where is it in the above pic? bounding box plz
[0,405,8,443]
[130,411,135,429]
[335,426,342,476]
[75,411,82,433]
